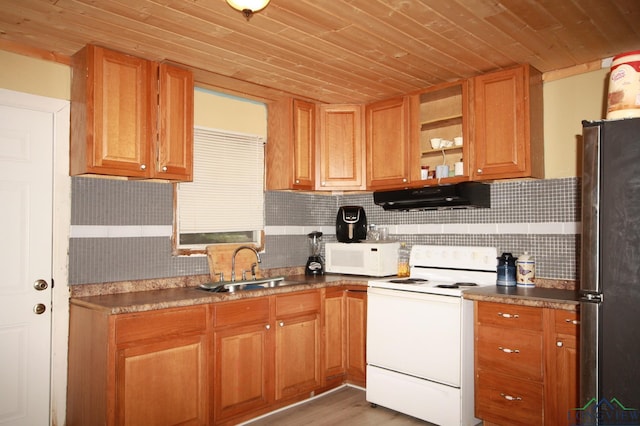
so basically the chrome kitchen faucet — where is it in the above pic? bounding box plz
[231,246,261,281]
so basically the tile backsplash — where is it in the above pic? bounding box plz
[69,177,581,285]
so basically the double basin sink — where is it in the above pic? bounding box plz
[198,276,302,293]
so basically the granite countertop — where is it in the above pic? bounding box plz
[71,272,580,315]
[462,285,580,311]
[70,274,369,315]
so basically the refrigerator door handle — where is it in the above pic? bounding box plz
[579,291,603,303]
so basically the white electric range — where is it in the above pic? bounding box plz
[366,245,497,426]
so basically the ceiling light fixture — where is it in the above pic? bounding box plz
[226,0,271,20]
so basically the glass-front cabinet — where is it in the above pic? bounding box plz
[411,80,469,184]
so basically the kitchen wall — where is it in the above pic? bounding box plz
[69,176,580,283]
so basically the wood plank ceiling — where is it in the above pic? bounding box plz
[0,0,638,104]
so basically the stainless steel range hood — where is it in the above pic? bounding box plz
[373,182,490,211]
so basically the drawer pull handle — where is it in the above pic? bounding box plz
[500,393,522,401]
[498,346,520,354]
[565,319,580,325]
[497,312,519,319]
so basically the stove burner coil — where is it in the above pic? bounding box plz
[435,282,478,289]
[389,278,429,284]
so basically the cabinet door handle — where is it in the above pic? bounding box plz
[500,393,522,401]
[161,165,168,172]
[477,168,483,174]
[498,346,520,354]
[565,319,580,325]
[557,341,563,347]
[402,178,407,182]
[265,324,270,330]
[497,312,519,319]
[279,321,284,327]
[140,164,147,170]
[295,179,300,184]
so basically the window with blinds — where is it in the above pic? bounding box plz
[176,126,265,250]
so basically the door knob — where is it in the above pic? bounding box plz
[34,279,48,291]
[33,304,46,315]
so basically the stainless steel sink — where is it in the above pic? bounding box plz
[198,276,301,293]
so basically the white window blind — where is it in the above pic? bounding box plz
[178,126,265,236]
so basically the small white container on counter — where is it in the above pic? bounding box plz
[516,252,536,287]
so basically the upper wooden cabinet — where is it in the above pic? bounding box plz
[70,44,193,181]
[411,80,471,184]
[265,64,543,192]
[366,96,411,190]
[317,104,365,190]
[266,98,316,190]
[156,63,194,180]
[472,64,544,180]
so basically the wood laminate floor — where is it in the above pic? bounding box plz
[243,386,434,426]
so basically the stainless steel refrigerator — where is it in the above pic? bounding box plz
[580,118,640,422]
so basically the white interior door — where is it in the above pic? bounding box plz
[0,98,54,425]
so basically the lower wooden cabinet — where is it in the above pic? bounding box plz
[474,301,579,426]
[544,309,580,426]
[66,303,211,426]
[213,291,322,425]
[213,297,272,424]
[68,286,367,426]
[322,286,367,388]
[323,287,347,386]
[275,292,322,400]
[345,289,367,386]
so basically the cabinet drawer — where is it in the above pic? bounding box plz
[115,306,207,344]
[276,291,320,317]
[554,309,580,336]
[215,297,270,328]
[476,370,543,426]
[477,301,543,331]
[476,324,543,381]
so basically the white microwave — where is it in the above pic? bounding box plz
[324,241,400,277]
